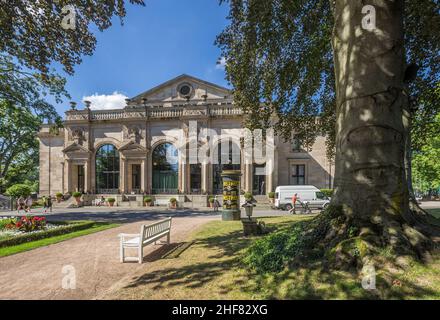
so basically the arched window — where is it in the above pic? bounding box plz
[152,143,178,194]
[95,144,120,193]
[213,141,241,194]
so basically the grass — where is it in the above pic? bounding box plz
[0,222,119,257]
[108,214,440,300]
[427,208,440,219]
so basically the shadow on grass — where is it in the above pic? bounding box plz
[122,217,439,299]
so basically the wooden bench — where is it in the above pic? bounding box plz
[119,217,172,264]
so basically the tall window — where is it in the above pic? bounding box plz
[190,164,202,193]
[292,137,302,152]
[213,141,241,194]
[253,164,266,195]
[77,165,85,192]
[152,143,178,194]
[95,144,120,193]
[132,164,141,191]
[291,164,306,185]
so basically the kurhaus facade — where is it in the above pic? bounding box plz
[38,75,333,199]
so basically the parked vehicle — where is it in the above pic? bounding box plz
[274,185,330,211]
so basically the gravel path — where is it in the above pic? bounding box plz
[0,216,218,300]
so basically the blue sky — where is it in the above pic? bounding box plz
[53,0,230,114]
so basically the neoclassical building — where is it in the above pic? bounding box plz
[38,75,333,202]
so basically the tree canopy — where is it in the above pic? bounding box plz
[217,0,440,157]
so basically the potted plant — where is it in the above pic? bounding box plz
[244,192,253,201]
[144,196,153,207]
[107,198,116,207]
[208,196,215,207]
[72,192,82,205]
[268,192,275,204]
[55,192,63,203]
[169,197,177,209]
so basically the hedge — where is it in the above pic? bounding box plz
[320,189,334,198]
[0,221,96,248]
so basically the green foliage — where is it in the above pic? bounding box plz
[143,196,152,203]
[0,219,16,230]
[244,192,253,200]
[169,197,177,203]
[243,222,308,273]
[217,0,440,160]
[107,197,116,203]
[5,184,32,198]
[320,189,334,198]
[0,221,95,248]
[208,196,215,203]
[268,192,275,199]
[56,193,63,198]
[72,192,82,198]
[412,113,440,193]
[0,103,42,193]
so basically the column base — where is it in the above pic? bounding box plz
[222,209,241,221]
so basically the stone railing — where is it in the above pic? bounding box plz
[65,103,242,122]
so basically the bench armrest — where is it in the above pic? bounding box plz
[118,233,140,240]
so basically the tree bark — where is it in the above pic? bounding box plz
[331,0,436,256]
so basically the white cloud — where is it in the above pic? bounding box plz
[82,92,128,110]
[216,57,227,69]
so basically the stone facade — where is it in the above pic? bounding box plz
[38,74,334,197]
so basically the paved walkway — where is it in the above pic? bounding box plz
[0,215,218,300]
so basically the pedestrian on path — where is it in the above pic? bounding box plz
[289,193,298,214]
[213,195,220,212]
[25,196,33,213]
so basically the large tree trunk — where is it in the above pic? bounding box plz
[331,0,436,258]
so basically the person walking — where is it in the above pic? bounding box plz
[46,196,53,213]
[25,196,33,213]
[213,195,220,212]
[42,196,48,213]
[17,196,25,213]
[289,193,298,214]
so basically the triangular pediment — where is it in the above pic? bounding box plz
[130,74,231,104]
[63,142,90,154]
[118,140,147,153]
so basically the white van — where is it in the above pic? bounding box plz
[274,185,330,211]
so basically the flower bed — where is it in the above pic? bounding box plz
[0,219,95,248]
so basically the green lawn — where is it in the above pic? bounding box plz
[427,208,440,219]
[0,222,119,257]
[109,215,440,300]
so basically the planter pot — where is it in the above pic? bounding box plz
[170,202,177,209]
[74,197,81,204]
[209,202,214,208]
[108,202,115,207]
[145,202,153,207]
[56,198,62,203]
[269,198,274,204]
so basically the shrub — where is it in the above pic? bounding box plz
[320,189,334,198]
[143,196,152,203]
[6,216,46,232]
[0,219,16,230]
[5,184,32,198]
[243,221,311,274]
[107,198,116,203]
[268,192,275,199]
[244,192,253,200]
[0,221,95,248]
[208,196,215,203]
[56,192,63,198]
[72,192,82,198]
[169,197,177,203]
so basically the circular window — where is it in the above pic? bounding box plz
[178,83,193,98]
